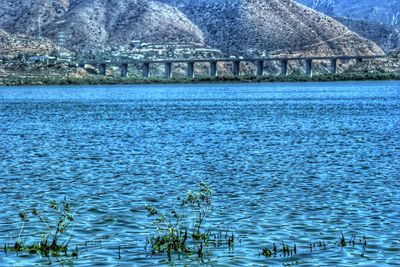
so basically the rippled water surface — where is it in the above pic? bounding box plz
[0,81,399,266]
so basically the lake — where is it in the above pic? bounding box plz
[0,81,399,266]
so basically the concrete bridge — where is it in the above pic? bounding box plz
[82,55,385,79]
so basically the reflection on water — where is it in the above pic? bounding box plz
[0,81,399,266]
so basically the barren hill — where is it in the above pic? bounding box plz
[297,0,400,52]
[42,0,205,51]
[297,0,400,28]
[333,17,400,53]
[0,0,204,51]
[161,0,384,56]
[0,0,69,34]
[0,0,384,57]
[0,29,56,58]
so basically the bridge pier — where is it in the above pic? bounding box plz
[120,63,128,77]
[210,61,217,77]
[305,59,313,77]
[281,60,288,76]
[187,62,195,78]
[256,60,264,76]
[233,60,240,76]
[331,59,338,74]
[143,62,150,78]
[165,62,172,79]
[98,63,107,76]
[87,55,382,80]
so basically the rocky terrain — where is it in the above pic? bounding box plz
[43,0,205,52]
[344,48,400,74]
[297,0,400,52]
[0,0,204,53]
[297,0,400,28]
[160,0,384,56]
[0,0,384,58]
[333,17,400,53]
[0,0,69,34]
[0,29,56,58]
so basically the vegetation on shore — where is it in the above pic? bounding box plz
[0,71,399,86]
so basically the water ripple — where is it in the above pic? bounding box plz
[0,81,399,266]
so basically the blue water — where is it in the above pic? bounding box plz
[0,81,399,266]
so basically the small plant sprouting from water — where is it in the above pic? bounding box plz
[144,181,233,261]
[261,241,297,258]
[5,199,76,257]
[260,232,368,263]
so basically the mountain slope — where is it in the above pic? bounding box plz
[0,0,384,57]
[0,0,204,51]
[296,0,400,51]
[334,17,400,52]
[0,28,56,58]
[297,0,400,28]
[161,0,383,56]
[0,0,69,35]
[43,0,204,51]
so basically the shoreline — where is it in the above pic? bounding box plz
[0,72,399,86]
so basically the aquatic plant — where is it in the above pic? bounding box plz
[5,198,76,257]
[145,181,233,261]
[260,232,368,265]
